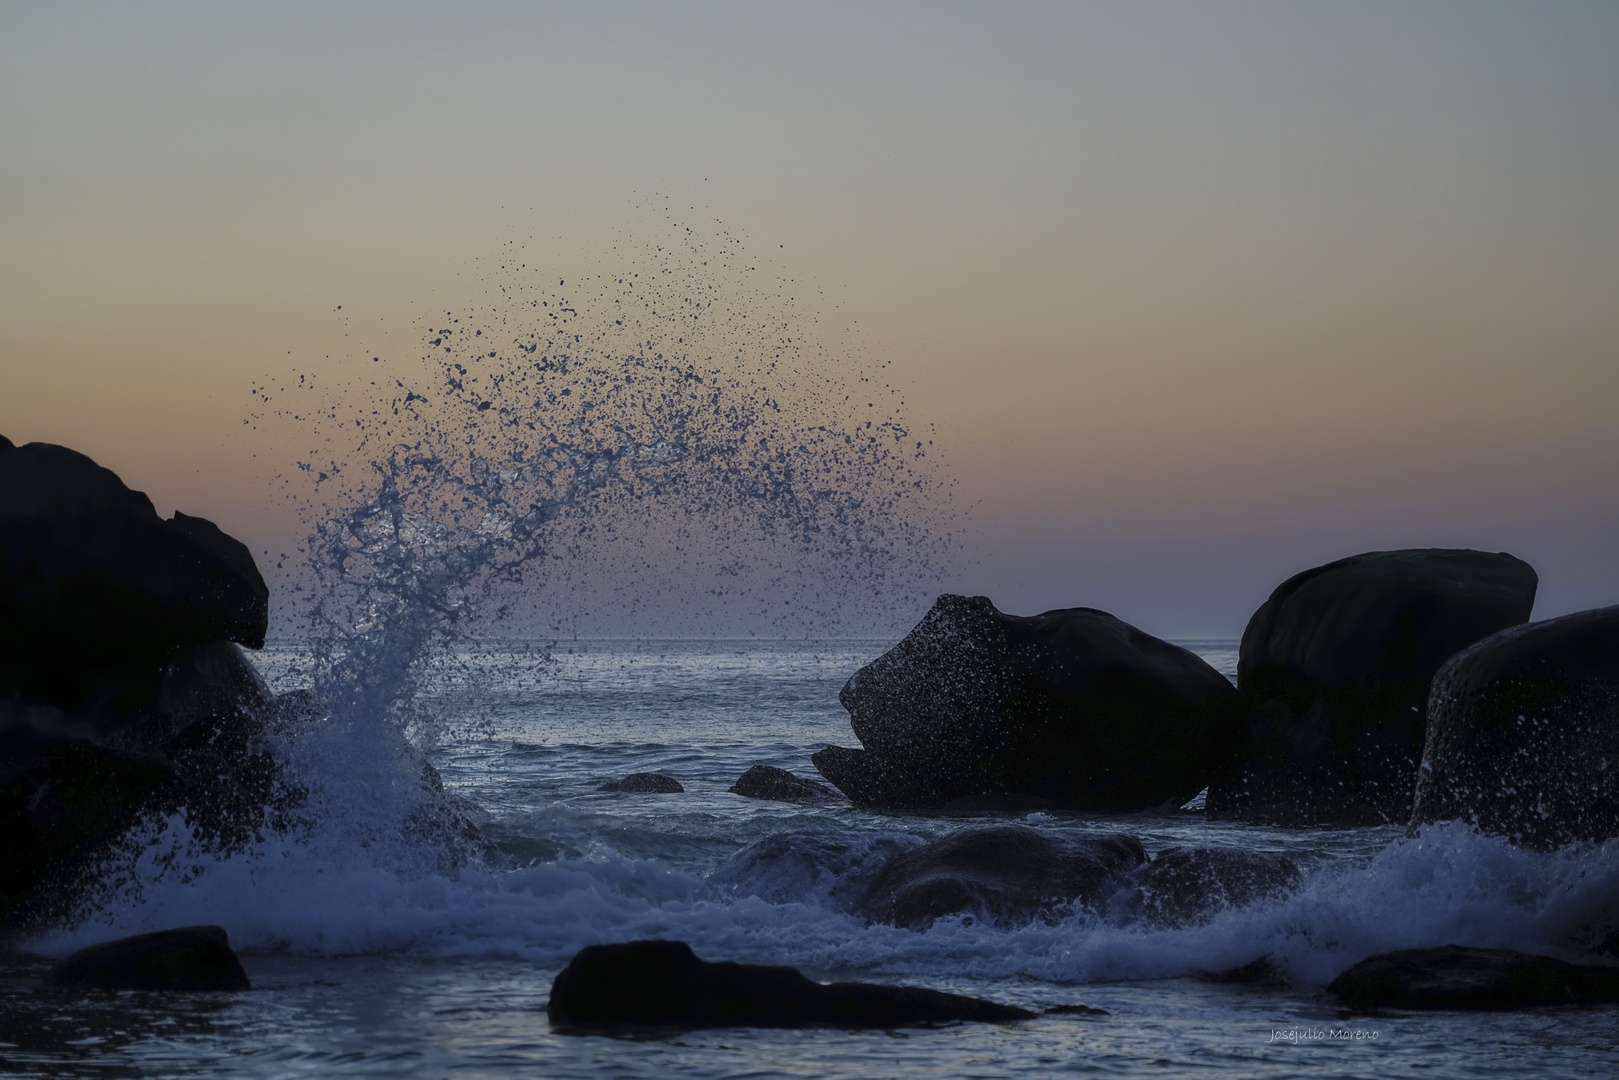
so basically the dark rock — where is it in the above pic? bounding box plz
[1043,1002,1110,1016]
[1410,605,1619,849]
[1328,945,1619,1010]
[45,925,251,992]
[0,441,269,717]
[598,772,684,794]
[861,824,1145,929]
[1205,956,1288,986]
[1132,846,1301,927]
[813,595,1244,810]
[1208,549,1537,822]
[700,831,917,911]
[729,764,833,801]
[547,939,1033,1029]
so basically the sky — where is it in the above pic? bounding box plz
[3,2,1617,637]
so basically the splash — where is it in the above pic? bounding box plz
[252,211,952,742]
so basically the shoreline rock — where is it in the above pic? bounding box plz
[45,925,251,992]
[1328,945,1619,1010]
[548,940,1034,1029]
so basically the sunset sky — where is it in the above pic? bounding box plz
[4,2,1616,636]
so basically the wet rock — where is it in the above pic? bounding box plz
[45,925,251,992]
[0,439,269,717]
[598,772,684,794]
[1132,846,1301,927]
[1410,605,1619,849]
[547,939,1034,1029]
[861,824,1145,929]
[1328,945,1619,1010]
[729,764,833,801]
[700,831,918,911]
[0,440,287,929]
[1208,549,1537,823]
[1206,956,1288,987]
[813,595,1244,810]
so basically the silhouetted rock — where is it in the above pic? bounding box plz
[598,772,684,793]
[45,925,251,992]
[1410,605,1619,849]
[1206,955,1287,987]
[0,440,284,930]
[1132,846,1301,927]
[0,440,269,717]
[813,595,1244,810]
[547,940,1033,1029]
[1328,946,1619,1010]
[700,831,917,911]
[861,824,1145,929]
[729,764,833,801]
[1207,549,1537,822]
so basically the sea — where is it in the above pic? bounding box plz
[5,636,1619,1080]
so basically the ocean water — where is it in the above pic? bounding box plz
[6,638,1619,1079]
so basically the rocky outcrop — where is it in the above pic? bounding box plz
[45,925,251,992]
[860,824,1145,929]
[1328,946,1619,1010]
[0,439,268,717]
[813,596,1243,810]
[1410,605,1619,849]
[1207,549,1537,822]
[729,765,833,801]
[547,940,1033,1029]
[598,772,683,793]
[0,439,286,929]
[1131,846,1301,927]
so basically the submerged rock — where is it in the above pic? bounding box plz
[729,764,833,801]
[547,940,1033,1029]
[598,772,684,794]
[1328,946,1619,1010]
[860,824,1145,929]
[45,925,251,992]
[700,831,918,911]
[813,595,1243,810]
[1208,549,1537,823]
[1410,605,1619,849]
[1132,846,1301,927]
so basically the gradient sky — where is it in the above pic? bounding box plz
[4,2,1617,636]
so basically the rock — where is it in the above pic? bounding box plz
[547,939,1033,1029]
[813,595,1244,810]
[1327,945,1619,1010]
[598,772,683,793]
[1206,956,1287,986]
[1208,549,1537,822]
[2,642,295,927]
[1410,605,1619,848]
[700,831,918,911]
[1132,846,1301,927]
[0,440,269,717]
[861,824,1145,929]
[44,925,251,992]
[729,764,833,801]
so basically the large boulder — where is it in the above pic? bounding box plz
[1207,549,1537,822]
[1328,946,1619,1010]
[0,439,269,717]
[1410,605,1619,849]
[0,439,282,929]
[547,940,1033,1029]
[45,925,251,992]
[860,824,1145,929]
[812,595,1244,810]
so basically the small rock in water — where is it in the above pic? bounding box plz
[45,925,251,992]
[729,764,833,801]
[1328,946,1619,1010]
[861,824,1145,929]
[1205,956,1288,987]
[598,772,684,794]
[1133,846,1301,927]
[547,940,1034,1029]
